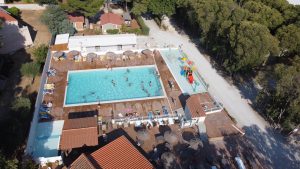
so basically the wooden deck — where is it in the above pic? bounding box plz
[43,50,184,122]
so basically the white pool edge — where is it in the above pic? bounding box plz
[159,48,207,95]
[63,65,167,107]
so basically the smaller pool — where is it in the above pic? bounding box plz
[64,65,166,106]
[32,121,64,158]
[159,49,207,94]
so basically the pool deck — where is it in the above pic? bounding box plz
[43,50,183,122]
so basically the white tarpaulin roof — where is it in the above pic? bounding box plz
[55,34,69,45]
[68,34,137,48]
[287,0,300,5]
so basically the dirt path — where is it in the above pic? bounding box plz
[142,19,300,169]
[20,10,51,45]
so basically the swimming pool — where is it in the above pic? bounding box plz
[64,65,165,106]
[32,120,64,158]
[159,48,207,94]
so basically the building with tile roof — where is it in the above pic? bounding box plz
[68,14,85,31]
[181,92,223,127]
[69,154,95,169]
[99,12,124,34]
[0,7,17,24]
[70,136,153,169]
[59,117,98,151]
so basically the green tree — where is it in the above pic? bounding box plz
[227,21,279,72]
[20,62,40,83]
[131,0,150,15]
[276,24,300,56]
[0,152,18,169]
[148,0,177,17]
[243,1,284,30]
[6,7,21,18]
[12,97,31,114]
[256,56,300,131]
[60,0,104,17]
[33,44,48,64]
[36,0,58,5]
[41,5,75,35]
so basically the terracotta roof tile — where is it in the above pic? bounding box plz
[70,154,95,169]
[60,117,98,150]
[100,13,124,25]
[130,19,140,29]
[186,94,207,118]
[68,15,84,23]
[0,9,17,22]
[91,136,153,169]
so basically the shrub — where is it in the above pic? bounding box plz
[6,7,21,18]
[21,62,40,83]
[137,16,149,35]
[12,97,31,121]
[12,97,31,112]
[106,29,119,34]
[33,44,48,64]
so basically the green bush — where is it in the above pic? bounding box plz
[6,7,21,18]
[21,62,40,83]
[121,25,142,35]
[33,44,48,64]
[137,16,149,35]
[106,29,119,34]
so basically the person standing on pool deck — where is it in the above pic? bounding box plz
[106,64,109,70]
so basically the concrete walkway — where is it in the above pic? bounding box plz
[142,19,300,168]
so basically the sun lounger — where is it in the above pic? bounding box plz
[39,106,51,113]
[44,84,55,90]
[148,111,154,119]
[123,122,129,128]
[101,124,107,131]
[135,121,141,127]
[112,123,117,129]
[43,89,54,95]
[168,118,174,125]
[162,106,169,115]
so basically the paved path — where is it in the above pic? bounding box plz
[142,19,300,168]
[0,3,46,10]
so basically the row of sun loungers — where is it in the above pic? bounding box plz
[39,102,53,121]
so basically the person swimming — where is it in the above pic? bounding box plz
[126,69,130,73]
[111,80,116,86]
[149,81,152,87]
[125,77,128,81]
[128,82,132,87]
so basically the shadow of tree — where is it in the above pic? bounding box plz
[220,125,300,169]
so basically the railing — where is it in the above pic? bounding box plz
[112,114,179,123]
[25,36,54,157]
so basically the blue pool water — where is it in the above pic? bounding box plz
[65,66,164,106]
[32,120,64,158]
[159,49,207,94]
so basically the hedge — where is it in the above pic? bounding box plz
[137,16,149,35]
[106,29,119,34]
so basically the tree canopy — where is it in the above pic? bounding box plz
[33,44,48,64]
[130,0,300,131]
[41,5,75,35]
[60,0,104,17]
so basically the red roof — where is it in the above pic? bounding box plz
[70,154,95,169]
[68,15,84,23]
[0,10,17,22]
[90,136,153,169]
[186,94,207,118]
[59,117,98,150]
[100,13,124,25]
